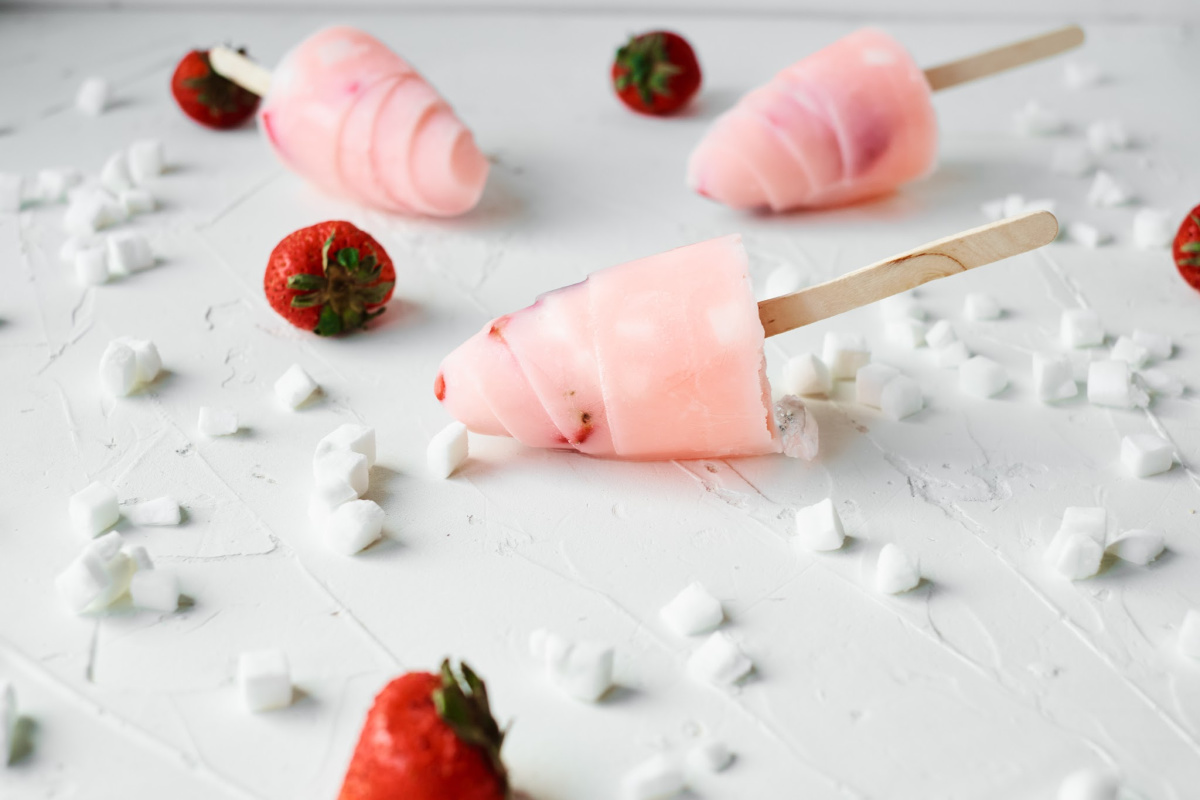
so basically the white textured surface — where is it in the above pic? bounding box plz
[2,9,1200,800]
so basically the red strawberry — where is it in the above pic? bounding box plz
[339,660,509,800]
[1174,204,1200,293]
[612,31,701,116]
[171,49,260,129]
[264,221,396,336]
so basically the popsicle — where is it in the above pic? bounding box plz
[688,25,1084,212]
[436,210,1059,461]
[206,27,488,217]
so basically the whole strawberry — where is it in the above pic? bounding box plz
[339,660,509,800]
[264,221,395,336]
[612,31,701,116]
[171,48,260,129]
[1174,204,1200,293]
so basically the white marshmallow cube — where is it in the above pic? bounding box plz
[1061,309,1104,348]
[1086,119,1130,153]
[1087,171,1131,207]
[198,407,238,437]
[1002,193,1028,217]
[314,423,376,468]
[0,174,22,213]
[126,496,180,526]
[100,152,133,194]
[1132,208,1172,250]
[623,754,685,800]
[314,449,369,507]
[1033,353,1078,403]
[687,740,733,773]
[781,353,832,396]
[127,139,165,184]
[879,292,924,323]
[1058,768,1119,800]
[274,364,318,410]
[880,376,923,420]
[935,341,971,368]
[114,337,160,384]
[1088,360,1145,408]
[1179,609,1200,661]
[69,481,119,537]
[886,319,928,349]
[323,499,385,555]
[76,77,110,115]
[1109,336,1149,369]
[1051,143,1094,176]
[0,681,15,765]
[99,340,137,397]
[89,530,124,562]
[1131,329,1171,361]
[63,191,118,236]
[1061,507,1107,541]
[118,188,155,216]
[1014,100,1064,136]
[981,198,1005,222]
[55,551,110,613]
[963,292,1001,321]
[1024,197,1057,214]
[545,638,614,702]
[822,332,870,380]
[37,167,81,203]
[1051,533,1104,580]
[1064,60,1103,90]
[1121,434,1173,477]
[60,235,95,264]
[959,356,1008,398]
[793,498,845,552]
[237,649,292,712]
[688,632,753,685]
[74,246,109,286]
[1068,223,1108,249]
[761,264,802,299]
[660,582,723,636]
[129,570,179,612]
[875,544,921,594]
[1106,529,1164,565]
[428,421,469,479]
[127,545,154,571]
[855,363,900,408]
[924,319,956,349]
[106,231,154,275]
[1137,368,1183,398]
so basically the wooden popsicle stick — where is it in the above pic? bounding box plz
[923,25,1084,92]
[209,45,273,97]
[758,210,1058,338]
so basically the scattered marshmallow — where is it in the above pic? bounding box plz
[237,649,292,712]
[60,235,95,264]
[1002,193,1028,217]
[1121,434,1173,477]
[37,167,81,203]
[1179,609,1200,661]
[761,263,802,299]
[660,582,723,636]
[1132,208,1172,249]
[774,396,819,460]
[127,545,154,572]
[687,740,733,774]
[1061,309,1104,348]
[924,320,957,350]
[125,496,180,526]
[1086,120,1130,153]
[1064,60,1104,90]
[106,231,154,275]
[198,407,239,437]
[76,77,110,116]
[1109,336,1149,369]
[313,449,369,507]
[622,754,685,800]
[1058,768,1119,800]
[69,481,119,538]
[1106,529,1165,565]
[963,292,1000,321]
[322,499,385,555]
[1033,353,1078,403]
[115,337,161,384]
[1131,329,1171,361]
[63,189,121,236]
[879,292,924,323]
[1067,223,1109,249]
[99,340,137,397]
[793,498,845,552]
[55,550,110,614]
[542,635,614,702]
[0,174,22,213]
[127,139,165,184]
[959,356,1008,398]
[1087,360,1147,409]
[314,423,376,468]
[1046,507,1106,580]
[274,364,318,410]
[822,333,870,380]
[981,198,1005,222]
[1137,368,1183,398]
[118,188,155,216]
[855,363,899,408]
[129,570,180,612]
[1,681,15,765]
[688,632,753,686]
[886,319,928,349]
[880,376,923,420]
[74,246,109,286]
[1087,170,1131,207]
[781,353,832,396]
[1022,197,1057,214]
[1014,100,1064,136]
[875,544,920,594]
[428,421,469,478]
[1050,143,1095,177]
[935,341,971,368]
[100,152,133,194]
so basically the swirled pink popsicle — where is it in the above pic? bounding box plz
[688,25,1083,213]
[208,28,488,217]
[434,212,1058,462]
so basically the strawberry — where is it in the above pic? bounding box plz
[339,660,509,800]
[171,49,260,129]
[612,31,701,116]
[1174,204,1200,293]
[264,221,396,336]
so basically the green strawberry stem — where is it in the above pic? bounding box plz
[615,33,683,107]
[432,659,509,796]
[288,234,394,336]
[185,50,257,114]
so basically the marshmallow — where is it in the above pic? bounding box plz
[1051,533,1104,580]
[1064,60,1103,90]
[1131,329,1171,361]
[0,681,15,765]
[129,570,180,612]
[0,174,22,213]
[774,396,819,460]
[69,481,119,537]
[1061,507,1107,542]
[924,320,956,349]
[935,341,971,368]
[237,649,292,712]
[99,340,137,397]
[1086,119,1130,153]
[875,544,920,594]
[127,139,165,184]
[963,292,1001,321]
[959,356,1008,398]
[1121,433,1173,478]
[428,421,469,479]
[1109,336,1149,369]
[1087,360,1146,408]
[60,235,96,264]
[37,167,81,203]
[55,552,109,614]
[314,423,376,468]
[1137,368,1183,398]
[781,353,832,396]
[687,740,733,773]
[1023,197,1057,214]
[323,499,385,555]
[880,376,923,420]
[981,198,1005,222]
[1002,193,1028,217]
[106,231,154,275]
[822,332,870,380]
[74,246,109,286]
[1057,768,1119,800]
[622,754,685,800]
[879,292,924,323]
[1050,143,1095,177]
[114,337,161,384]
[118,188,155,216]
[761,263,802,299]
[1132,208,1172,249]
[76,77,110,115]
[274,364,319,410]
[127,545,154,572]
[100,152,133,194]
[688,632,753,685]
[543,636,614,702]
[314,449,369,506]
[660,582,723,636]
[855,363,900,408]
[1087,170,1131,207]
[1179,610,1200,661]
[1061,309,1104,348]
[793,497,845,552]
[1067,223,1108,249]
[198,407,239,437]
[1014,100,1064,136]
[125,496,180,526]
[1032,353,1078,403]
[886,319,928,350]
[90,530,124,562]
[63,190,120,236]
[1106,529,1164,565]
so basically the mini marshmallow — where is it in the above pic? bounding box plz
[1014,100,1064,136]
[89,530,124,562]
[314,423,376,468]
[855,363,900,408]
[959,356,1008,398]
[886,319,928,350]
[323,499,384,555]
[114,337,161,384]
[794,498,845,552]
[1058,768,1119,800]
[1131,329,1171,361]
[660,582,723,636]
[127,545,154,571]
[60,235,95,263]
[880,376,923,420]
[1106,529,1165,565]
[428,421,469,479]
[314,449,369,505]
[1132,208,1172,249]
[76,77,110,115]
[1087,170,1130,207]
[129,570,179,612]
[879,292,924,323]
[0,174,22,213]
[99,340,137,397]
[125,496,180,526]
[544,638,614,702]
[924,320,956,349]
[687,740,733,773]
[1061,309,1104,348]
[1050,143,1095,177]
[1086,119,1130,153]
[74,246,109,286]
[1033,353,1078,403]
[1088,360,1146,409]
[1061,507,1107,541]
[822,333,870,380]
[1067,223,1108,249]
[198,407,238,437]
[875,544,920,594]
[237,649,292,712]
[1179,609,1200,661]
[781,353,832,396]
[1052,533,1104,580]
[761,263,802,299]
[100,152,133,194]
[1064,60,1104,90]
[0,681,15,765]
[1002,193,1028,218]
[69,481,119,537]
[1121,434,1173,478]
[1109,336,1149,369]
[118,188,155,216]
[688,632,753,686]
[1023,197,1057,214]
[774,396,818,460]
[622,754,685,800]
[935,341,971,368]
[106,231,154,275]
[963,293,1000,321]
[274,364,318,409]
[37,167,81,203]
[127,139,165,185]
[55,551,110,614]
[63,191,119,236]
[1137,368,1183,398]
[981,198,1005,222]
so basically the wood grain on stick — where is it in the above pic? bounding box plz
[208,46,273,97]
[923,25,1084,92]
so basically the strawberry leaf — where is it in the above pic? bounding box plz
[1181,242,1200,253]
[287,273,326,291]
[359,282,393,305]
[290,291,322,309]
[337,246,360,271]
[314,306,344,336]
